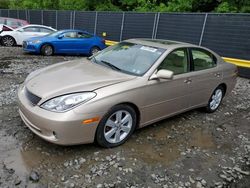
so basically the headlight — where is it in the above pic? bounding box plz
[40,92,96,112]
[30,40,41,44]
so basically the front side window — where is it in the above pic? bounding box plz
[93,42,165,76]
[64,32,77,38]
[158,48,188,75]
[191,49,216,71]
[23,27,39,32]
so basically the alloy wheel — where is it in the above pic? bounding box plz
[104,110,133,144]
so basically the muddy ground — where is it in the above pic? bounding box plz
[0,46,249,188]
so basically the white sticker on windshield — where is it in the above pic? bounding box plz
[140,46,157,52]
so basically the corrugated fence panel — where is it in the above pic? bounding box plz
[202,14,250,60]
[122,12,156,40]
[43,10,56,29]
[74,11,95,33]
[96,12,123,41]
[57,10,72,30]
[29,10,42,24]
[1,9,8,17]
[9,10,18,18]
[18,10,27,20]
[156,13,205,45]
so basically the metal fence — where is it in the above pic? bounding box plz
[1,9,250,60]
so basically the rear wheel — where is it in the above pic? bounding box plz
[96,105,137,148]
[205,86,224,113]
[41,44,53,56]
[1,36,16,47]
[90,46,100,56]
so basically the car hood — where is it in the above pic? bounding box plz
[25,59,136,100]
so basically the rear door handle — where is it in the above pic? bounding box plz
[214,73,221,77]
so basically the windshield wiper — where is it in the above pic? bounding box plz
[100,60,121,71]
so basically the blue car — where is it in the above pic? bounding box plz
[23,29,106,56]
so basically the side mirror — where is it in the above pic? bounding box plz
[58,34,64,39]
[150,69,174,80]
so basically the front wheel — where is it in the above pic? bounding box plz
[90,46,100,56]
[1,36,16,46]
[95,105,137,148]
[41,44,54,56]
[205,86,224,113]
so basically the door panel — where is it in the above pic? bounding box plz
[140,74,191,125]
[140,48,191,125]
[188,48,222,107]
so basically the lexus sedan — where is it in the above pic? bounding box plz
[0,24,56,46]
[23,30,106,56]
[18,39,237,147]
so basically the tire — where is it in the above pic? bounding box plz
[205,86,224,113]
[95,105,137,148]
[1,36,16,47]
[41,44,54,56]
[90,46,100,56]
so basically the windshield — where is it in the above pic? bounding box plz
[92,42,165,76]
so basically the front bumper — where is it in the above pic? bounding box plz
[22,41,40,53]
[18,86,104,145]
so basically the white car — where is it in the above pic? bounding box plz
[0,24,57,46]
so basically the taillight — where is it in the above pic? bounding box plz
[101,38,105,44]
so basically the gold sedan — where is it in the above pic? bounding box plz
[18,39,237,147]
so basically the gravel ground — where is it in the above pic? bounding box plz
[0,46,249,188]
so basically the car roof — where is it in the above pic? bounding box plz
[124,38,198,49]
[59,29,88,33]
[16,24,56,30]
[0,17,26,21]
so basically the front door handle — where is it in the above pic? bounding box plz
[184,79,192,84]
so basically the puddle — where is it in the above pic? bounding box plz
[122,121,216,166]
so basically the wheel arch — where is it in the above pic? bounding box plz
[115,102,141,129]
[218,83,227,96]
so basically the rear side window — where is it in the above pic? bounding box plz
[158,48,189,75]
[6,20,19,28]
[191,49,216,71]
[39,27,53,33]
[0,18,4,24]
[77,32,92,38]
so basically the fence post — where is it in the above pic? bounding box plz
[72,11,76,29]
[41,10,43,25]
[152,13,157,39]
[56,10,58,29]
[119,12,125,41]
[94,11,98,35]
[154,12,160,39]
[199,13,208,46]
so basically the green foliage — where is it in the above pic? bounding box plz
[1,0,249,13]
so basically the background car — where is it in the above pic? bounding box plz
[0,17,29,28]
[23,29,106,56]
[18,39,237,147]
[0,24,56,46]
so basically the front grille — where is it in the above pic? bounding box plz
[23,41,27,48]
[25,89,41,105]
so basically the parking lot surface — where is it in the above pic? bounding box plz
[0,47,249,188]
